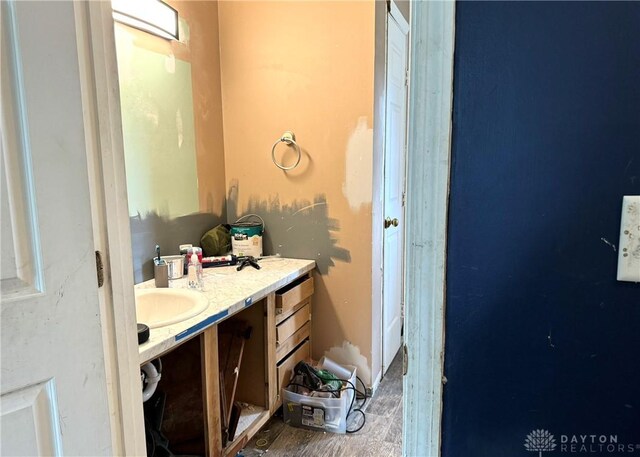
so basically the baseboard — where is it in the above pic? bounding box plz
[366,370,383,397]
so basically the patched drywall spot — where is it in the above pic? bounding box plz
[178,17,190,46]
[227,180,351,275]
[324,341,371,386]
[176,109,184,149]
[145,110,159,128]
[164,53,176,74]
[342,116,373,211]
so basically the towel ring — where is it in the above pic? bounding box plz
[271,131,301,171]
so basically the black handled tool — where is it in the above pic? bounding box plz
[236,256,261,271]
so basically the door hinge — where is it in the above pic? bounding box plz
[405,69,409,87]
[402,344,408,376]
[402,191,406,207]
[95,251,104,288]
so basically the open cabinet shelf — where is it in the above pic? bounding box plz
[142,270,314,457]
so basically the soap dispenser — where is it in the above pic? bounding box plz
[187,253,203,290]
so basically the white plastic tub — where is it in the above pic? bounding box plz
[282,365,357,434]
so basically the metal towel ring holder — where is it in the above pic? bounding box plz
[271,131,301,171]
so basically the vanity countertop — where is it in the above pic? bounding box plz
[136,257,315,364]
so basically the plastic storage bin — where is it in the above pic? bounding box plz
[282,365,357,434]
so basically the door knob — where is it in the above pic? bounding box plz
[384,217,399,229]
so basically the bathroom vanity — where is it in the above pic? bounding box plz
[136,257,315,456]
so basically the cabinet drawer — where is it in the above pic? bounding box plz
[276,302,310,345]
[277,339,311,394]
[276,276,314,315]
[276,321,310,362]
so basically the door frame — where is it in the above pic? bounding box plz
[72,0,455,455]
[402,1,456,456]
[381,3,410,376]
[74,2,146,455]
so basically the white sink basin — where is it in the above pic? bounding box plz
[135,288,208,328]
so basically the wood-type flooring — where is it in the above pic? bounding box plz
[240,351,403,457]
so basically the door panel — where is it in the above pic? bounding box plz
[1,2,113,454]
[1,380,62,456]
[382,14,409,374]
[0,4,42,300]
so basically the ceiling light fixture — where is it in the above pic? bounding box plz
[112,0,179,41]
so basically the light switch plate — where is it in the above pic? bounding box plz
[617,196,640,282]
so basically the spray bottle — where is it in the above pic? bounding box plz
[187,253,203,290]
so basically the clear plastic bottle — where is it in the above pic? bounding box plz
[187,253,203,290]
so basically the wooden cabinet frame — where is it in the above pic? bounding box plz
[200,292,281,456]
[156,271,313,456]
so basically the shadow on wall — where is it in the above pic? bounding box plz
[227,180,350,274]
[130,210,225,283]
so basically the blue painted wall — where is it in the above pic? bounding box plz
[444,2,640,455]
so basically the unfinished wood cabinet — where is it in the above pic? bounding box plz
[145,270,314,457]
[218,297,271,456]
[272,273,314,409]
[221,272,314,455]
[275,275,314,315]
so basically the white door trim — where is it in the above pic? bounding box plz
[75,2,146,455]
[402,1,455,457]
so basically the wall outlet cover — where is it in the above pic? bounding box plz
[617,195,640,282]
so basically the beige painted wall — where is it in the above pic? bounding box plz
[218,1,377,384]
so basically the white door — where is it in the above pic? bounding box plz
[382,10,409,374]
[1,2,114,454]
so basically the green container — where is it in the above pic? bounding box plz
[230,218,263,258]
